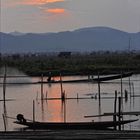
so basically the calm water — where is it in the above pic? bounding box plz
[0,74,140,131]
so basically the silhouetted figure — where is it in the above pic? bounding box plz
[17,114,26,123]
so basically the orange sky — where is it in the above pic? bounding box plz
[16,0,65,5]
[46,8,65,14]
[7,0,65,14]
[2,0,140,33]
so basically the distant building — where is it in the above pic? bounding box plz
[58,52,71,58]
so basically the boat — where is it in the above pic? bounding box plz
[0,72,133,85]
[85,111,140,118]
[38,72,133,84]
[14,114,137,130]
[93,72,133,82]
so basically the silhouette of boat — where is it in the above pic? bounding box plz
[0,72,133,85]
[14,114,137,130]
[38,72,133,84]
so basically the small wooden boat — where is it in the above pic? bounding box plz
[93,72,133,82]
[14,114,138,130]
[85,111,140,118]
[38,72,133,84]
[0,72,133,85]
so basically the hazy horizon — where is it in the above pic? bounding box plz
[1,26,140,34]
[0,26,140,34]
[1,0,140,33]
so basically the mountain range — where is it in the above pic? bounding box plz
[0,27,140,53]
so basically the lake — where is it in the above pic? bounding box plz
[0,74,140,131]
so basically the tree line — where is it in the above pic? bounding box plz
[1,52,140,76]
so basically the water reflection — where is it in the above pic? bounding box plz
[0,74,140,131]
[41,99,64,122]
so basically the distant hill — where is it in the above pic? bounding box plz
[0,27,140,53]
[9,31,26,36]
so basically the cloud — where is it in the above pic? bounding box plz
[23,0,66,12]
[22,0,65,5]
[46,8,65,14]
[39,0,67,15]
[2,0,65,7]
[46,0,65,3]
[19,0,65,5]
[2,0,67,16]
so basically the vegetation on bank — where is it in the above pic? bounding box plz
[1,52,140,76]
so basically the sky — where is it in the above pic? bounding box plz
[1,0,140,33]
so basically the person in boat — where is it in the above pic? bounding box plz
[47,72,52,82]
[17,114,26,123]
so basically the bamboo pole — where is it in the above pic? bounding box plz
[3,65,7,104]
[129,77,131,98]
[120,71,123,112]
[113,90,117,130]
[118,97,122,130]
[2,114,7,131]
[41,74,44,100]
[64,93,66,123]
[97,72,101,121]
[132,83,135,97]
[97,72,101,106]
[3,65,8,127]
[77,93,79,100]
[60,73,63,96]
[132,83,135,107]
[33,100,35,122]
[60,72,65,100]
[120,71,123,99]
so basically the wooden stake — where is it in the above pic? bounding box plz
[60,72,63,100]
[3,65,7,104]
[2,114,6,131]
[132,83,135,97]
[118,97,122,130]
[113,90,117,130]
[129,77,131,98]
[97,72,101,105]
[124,89,128,102]
[33,100,35,122]
[120,71,123,97]
[77,93,79,99]
[46,91,48,99]
[41,74,44,100]
[120,71,123,111]
[64,94,66,123]
[132,83,135,107]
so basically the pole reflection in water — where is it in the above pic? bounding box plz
[40,99,47,122]
[61,99,67,123]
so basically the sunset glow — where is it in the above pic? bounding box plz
[46,0,64,3]
[9,0,65,6]
[24,0,65,5]
[46,8,65,14]
[48,100,64,122]
[2,0,140,33]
